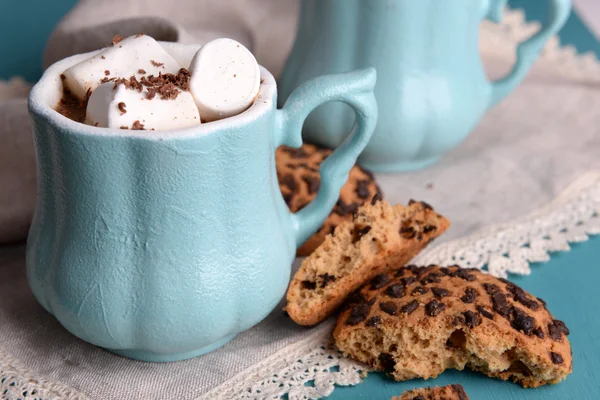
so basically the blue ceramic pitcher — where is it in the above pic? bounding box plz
[26,42,377,362]
[279,0,571,171]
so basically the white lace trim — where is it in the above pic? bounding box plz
[2,6,600,400]
[197,322,363,400]
[480,7,600,82]
[413,171,600,278]
[0,347,86,400]
[196,171,600,400]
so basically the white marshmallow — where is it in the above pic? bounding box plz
[85,82,201,131]
[63,35,181,100]
[188,38,260,121]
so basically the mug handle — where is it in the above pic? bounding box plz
[275,68,378,248]
[486,0,571,108]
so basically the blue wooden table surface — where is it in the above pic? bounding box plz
[328,235,600,399]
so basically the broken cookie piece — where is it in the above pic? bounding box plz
[392,384,470,400]
[285,199,449,326]
[334,265,572,388]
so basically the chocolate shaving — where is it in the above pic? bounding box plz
[146,87,156,100]
[104,70,110,76]
[138,69,146,74]
[150,60,164,67]
[132,120,145,130]
[117,102,127,115]
[112,34,124,45]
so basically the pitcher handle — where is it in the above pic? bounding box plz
[487,0,571,108]
[275,68,378,247]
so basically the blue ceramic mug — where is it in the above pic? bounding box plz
[279,0,571,171]
[26,42,377,362]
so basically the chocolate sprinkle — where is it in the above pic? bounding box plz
[420,272,442,285]
[280,174,297,191]
[548,321,568,341]
[450,268,477,281]
[461,287,477,303]
[138,68,146,74]
[318,273,336,288]
[431,287,450,299]
[401,300,419,314]
[399,226,416,239]
[104,70,110,76]
[370,193,382,205]
[346,303,371,325]
[334,199,359,216]
[462,310,481,328]
[355,180,371,199]
[477,305,494,320]
[394,268,406,277]
[379,301,398,315]
[301,280,316,290]
[550,352,564,365]
[366,316,382,327]
[553,320,570,335]
[302,175,320,194]
[511,307,535,335]
[281,147,309,159]
[150,60,164,67]
[411,286,428,296]
[533,327,545,339]
[400,276,417,287]
[513,290,540,310]
[423,225,437,233]
[370,274,390,290]
[384,283,405,298]
[491,292,511,317]
[483,283,501,295]
[117,102,127,115]
[425,299,445,316]
[451,384,469,400]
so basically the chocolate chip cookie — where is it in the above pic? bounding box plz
[285,199,449,326]
[333,265,572,388]
[276,143,381,256]
[392,384,469,400]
